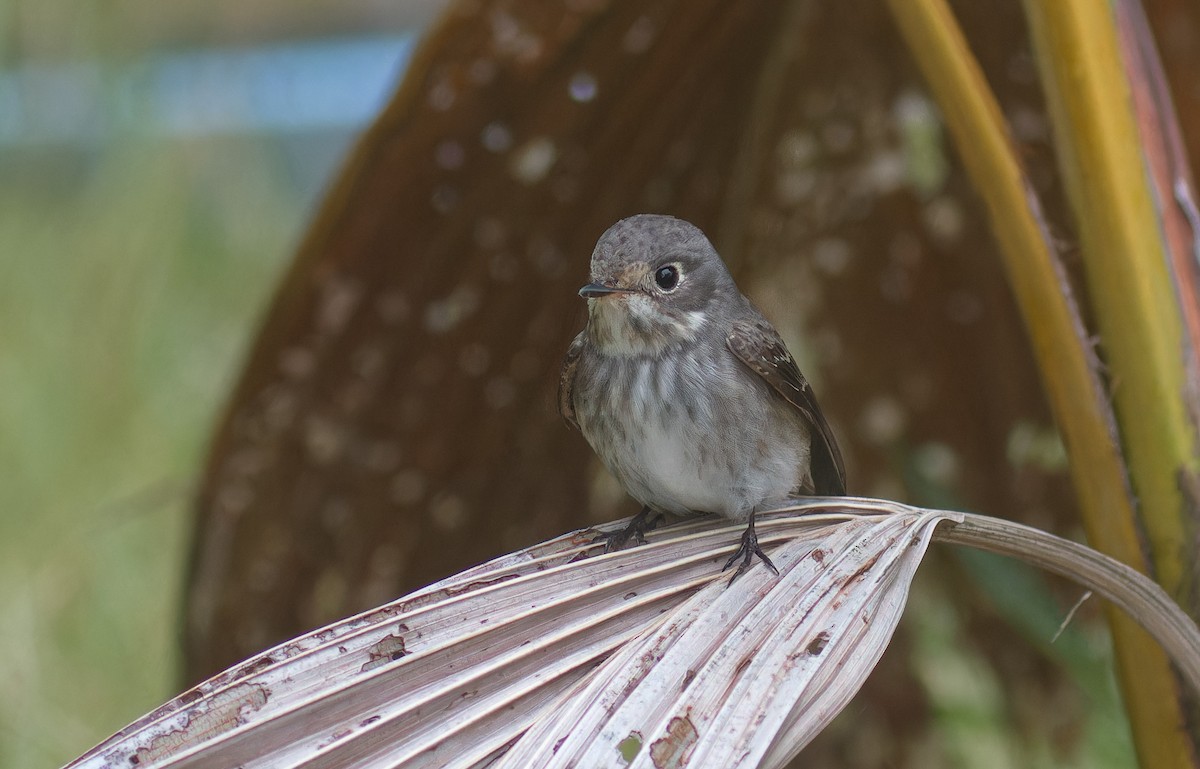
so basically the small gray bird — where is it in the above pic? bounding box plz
[559,214,846,581]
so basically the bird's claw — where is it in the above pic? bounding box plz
[592,507,663,552]
[723,520,779,586]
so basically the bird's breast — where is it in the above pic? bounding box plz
[574,341,811,519]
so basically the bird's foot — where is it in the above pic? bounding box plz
[723,513,779,586]
[593,506,663,552]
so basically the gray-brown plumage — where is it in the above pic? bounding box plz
[559,214,845,579]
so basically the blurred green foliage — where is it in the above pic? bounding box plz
[0,137,300,767]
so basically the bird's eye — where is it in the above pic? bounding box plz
[654,264,680,291]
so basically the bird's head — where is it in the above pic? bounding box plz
[580,214,740,356]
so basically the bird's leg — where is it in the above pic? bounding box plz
[594,505,664,552]
[723,509,780,585]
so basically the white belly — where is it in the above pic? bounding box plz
[628,418,736,516]
[576,347,812,521]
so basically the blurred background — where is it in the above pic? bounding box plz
[0,2,441,766]
[8,0,1191,766]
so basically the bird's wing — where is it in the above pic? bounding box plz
[727,318,847,495]
[558,330,586,431]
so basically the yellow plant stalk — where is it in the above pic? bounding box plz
[1023,0,1196,601]
[885,0,1193,766]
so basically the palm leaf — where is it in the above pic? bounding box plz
[71,501,1200,768]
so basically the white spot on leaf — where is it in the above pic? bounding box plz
[304,415,346,465]
[623,16,656,53]
[923,196,964,242]
[1006,422,1067,471]
[317,279,363,336]
[510,137,557,185]
[428,78,456,111]
[776,129,817,165]
[914,442,959,484]
[862,149,906,193]
[490,10,543,63]
[429,493,469,531]
[423,285,481,333]
[568,72,598,102]
[812,238,852,275]
[859,396,906,445]
[481,121,513,153]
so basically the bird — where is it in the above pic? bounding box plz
[558,214,846,582]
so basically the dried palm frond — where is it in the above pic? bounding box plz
[68,498,1200,769]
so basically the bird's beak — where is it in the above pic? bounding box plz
[578,283,631,299]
